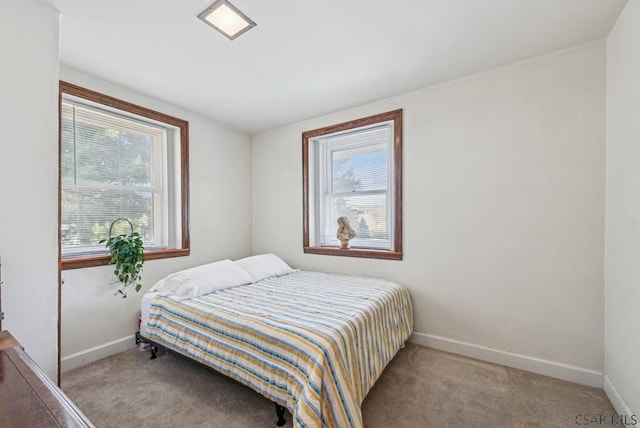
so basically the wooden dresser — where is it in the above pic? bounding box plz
[0,331,94,427]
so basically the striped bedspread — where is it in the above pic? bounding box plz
[144,270,413,428]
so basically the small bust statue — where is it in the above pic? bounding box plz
[336,216,356,249]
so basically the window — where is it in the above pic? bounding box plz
[59,82,190,269]
[303,110,402,260]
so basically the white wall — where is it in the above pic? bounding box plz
[605,0,640,417]
[0,0,59,379]
[252,42,607,376]
[60,68,253,371]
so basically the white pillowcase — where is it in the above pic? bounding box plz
[150,259,253,299]
[234,253,294,283]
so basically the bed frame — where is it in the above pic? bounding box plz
[138,334,287,426]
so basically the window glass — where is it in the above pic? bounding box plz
[59,82,190,268]
[303,110,402,260]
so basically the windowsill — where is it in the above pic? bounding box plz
[61,248,190,270]
[303,246,402,260]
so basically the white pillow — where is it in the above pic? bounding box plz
[150,259,253,299]
[234,254,294,283]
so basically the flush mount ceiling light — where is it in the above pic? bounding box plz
[198,0,256,40]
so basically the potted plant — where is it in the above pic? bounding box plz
[100,218,145,298]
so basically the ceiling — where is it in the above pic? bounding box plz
[41,0,627,134]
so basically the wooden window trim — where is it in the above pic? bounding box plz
[59,81,190,271]
[302,109,403,260]
[61,248,190,270]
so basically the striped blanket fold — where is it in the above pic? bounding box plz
[145,270,413,428]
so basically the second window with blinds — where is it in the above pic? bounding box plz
[303,110,403,260]
[60,82,190,269]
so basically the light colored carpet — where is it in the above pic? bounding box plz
[62,343,615,427]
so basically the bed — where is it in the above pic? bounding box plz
[140,255,413,428]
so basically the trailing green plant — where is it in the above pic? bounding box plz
[100,232,145,298]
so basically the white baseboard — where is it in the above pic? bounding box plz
[62,332,604,390]
[61,335,137,373]
[604,375,636,418]
[409,332,603,388]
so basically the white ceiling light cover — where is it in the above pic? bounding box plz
[198,0,256,40]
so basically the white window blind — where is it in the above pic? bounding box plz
[60,98,169,258]
[317,122,394,249]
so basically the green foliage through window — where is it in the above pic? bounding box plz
[60,99,167,257]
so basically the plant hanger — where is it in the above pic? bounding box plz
[108,217,134,238]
